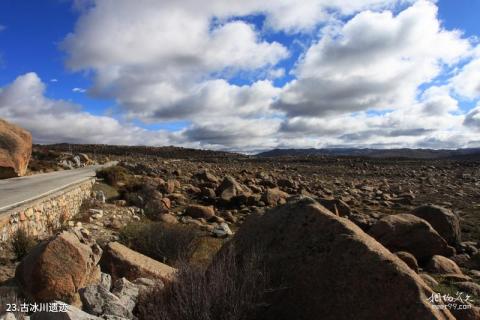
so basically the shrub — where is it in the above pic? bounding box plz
[119,222,200,265]
[11,228,37,260]
[136,245,268,320]
[96,165,130,187]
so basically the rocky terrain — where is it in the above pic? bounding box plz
[1,143,480,319]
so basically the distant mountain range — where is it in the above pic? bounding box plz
[256,148,480,160]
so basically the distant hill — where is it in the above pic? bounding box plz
[36,144,246,160]
[256,148,480,160]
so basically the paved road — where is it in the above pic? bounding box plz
[0,164,112,213]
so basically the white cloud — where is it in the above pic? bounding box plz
[0,25,5,32]
[274,0,470,117]
[3,0,480,151]
[61,1,289,125]
[0,73,177,145]
[50,78,58,82]
[72,87,85,93]
[451,49,480,99]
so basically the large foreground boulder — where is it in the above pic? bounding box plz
[222,197,454,320]
[15,230,102,304]
[0,118,32,178]
[100,242,176,283]
[411,205,461,246]
[369,214,454,262]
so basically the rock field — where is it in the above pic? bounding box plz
[1,145,480,319]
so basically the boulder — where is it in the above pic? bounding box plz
[369,214,454,262]
[160,179,177,194]
[111,278,140,314]
[159,213,178,224]
[216,176,249,202]
[261,188,289,206]
[426,255,463,275]
[79,284,131,318]
[185,204,215,219]
[221,197,454,320]
[15,230,102,304]
[411,205,461,246]
[317,197,352,217]
[100,242,176,283]
[0,118,32,178]
[79,277,139,319]
[194,170,219,183]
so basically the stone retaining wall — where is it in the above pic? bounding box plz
[0,178,95,242]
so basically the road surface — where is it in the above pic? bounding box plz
[0,164,111,213]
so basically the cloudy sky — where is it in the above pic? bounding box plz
[0,0,480,152]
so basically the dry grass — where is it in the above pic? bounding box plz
[119,222,201,266]
[136,245,268,320]
[10,228,37,260]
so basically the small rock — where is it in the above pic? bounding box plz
[111,278,139,313]
[212,222,233,238]
[185,204,215,219]
[100,272,112,291]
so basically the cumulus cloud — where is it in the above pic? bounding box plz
[274,0,469,117]
[451,51,480,99]
[61,1,290,124]
[4,0,480,151]
[278,83,471,149]
[0,73,177,145]
[183,117,281,151]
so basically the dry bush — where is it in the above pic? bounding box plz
[136,245,268,320]
[119,222,200,265]
[11,228,37,260]
[96,165,130,187]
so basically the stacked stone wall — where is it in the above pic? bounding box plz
[0,178,95,242]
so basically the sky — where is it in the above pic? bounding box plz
[0,0,480,152]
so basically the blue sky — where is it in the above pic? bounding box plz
[0,0,479,150]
